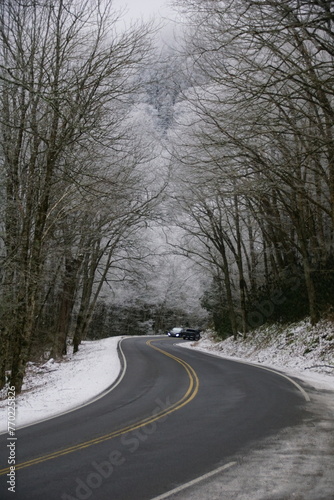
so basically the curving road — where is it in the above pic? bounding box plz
[0,336,310,500]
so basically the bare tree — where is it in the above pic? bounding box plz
[170,0,334,331]
[0,0,154,391]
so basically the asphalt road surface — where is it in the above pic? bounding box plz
[0,337,315,500]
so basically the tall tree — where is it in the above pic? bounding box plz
[0,0,153,391]
[170,0,334,331]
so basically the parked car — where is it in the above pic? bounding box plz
[182,328,201,341]
[167,327,183,337]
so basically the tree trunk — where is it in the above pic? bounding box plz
[52,256,82,358]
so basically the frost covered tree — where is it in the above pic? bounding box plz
[170,0,334,332]
[0,0,157,391]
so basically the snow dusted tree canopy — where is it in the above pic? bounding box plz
[166,0,334,336]
[0,0,183,391]
[1,0,334,393]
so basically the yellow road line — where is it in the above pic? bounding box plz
[0,339,199,475]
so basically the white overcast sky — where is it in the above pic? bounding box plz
[113,0,174,22]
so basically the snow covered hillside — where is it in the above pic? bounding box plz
[181,319,334,390]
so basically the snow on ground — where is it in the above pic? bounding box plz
[0,319,333,435]
[0,337,122,433]
[175,319,334,500]
[180,319,334,391]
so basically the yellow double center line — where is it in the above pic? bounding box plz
[0,339,199,475]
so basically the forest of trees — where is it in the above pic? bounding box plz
[169,0,334,338]
[0,0,166,392]
[1,0,333,392]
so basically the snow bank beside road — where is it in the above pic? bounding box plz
[0,337,122,433]
[177,321,334,500]
[180,320,334,391]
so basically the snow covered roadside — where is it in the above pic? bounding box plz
[0,321,333,436]
[0,336,122,433]
[174,321,334,500]
[179,319,334,391]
